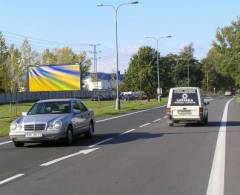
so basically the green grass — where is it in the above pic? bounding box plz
[0,98,167,137]
[236,96,240,103]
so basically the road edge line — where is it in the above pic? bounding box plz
[206,98,233,195]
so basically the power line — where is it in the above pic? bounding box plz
[1,30,91,46]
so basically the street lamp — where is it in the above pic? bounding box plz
[97,1,139,110]
[145,35,172,102]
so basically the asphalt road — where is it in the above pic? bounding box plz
[0,96,239,195]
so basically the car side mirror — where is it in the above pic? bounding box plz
[22,112,27,116]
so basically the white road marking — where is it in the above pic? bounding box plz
[153,118,162,123]
[40,148,99,166]
[0,141,12,146]
[96,105,166,123]
[206,98,233,195]
[0,174,24,185]
[88,138,114,148]
[163,116,168,119]
[120,129,135,136]
[139,123,151,128]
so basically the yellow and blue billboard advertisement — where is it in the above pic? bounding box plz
[29,64,81,92]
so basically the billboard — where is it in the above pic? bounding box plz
[28,64,81,92]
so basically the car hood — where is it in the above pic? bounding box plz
[21,114,70,124]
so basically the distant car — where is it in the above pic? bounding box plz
[9,99,95,147]
[91,94,114,101]
[224,91,232,96]
[166,87,209,126]
[91,95,104,101]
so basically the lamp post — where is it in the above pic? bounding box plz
[97,1,139,110]
[145,35,172,102]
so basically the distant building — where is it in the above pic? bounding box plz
[83,72,123,91]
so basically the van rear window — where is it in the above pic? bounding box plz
[171,89,199,106]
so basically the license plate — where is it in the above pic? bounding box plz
[178,110,191,115]
[25,132,42,138]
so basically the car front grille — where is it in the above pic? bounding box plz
[24,124,46,131]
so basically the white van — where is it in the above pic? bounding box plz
[166,87,209,126]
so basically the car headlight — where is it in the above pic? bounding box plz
[10,122,22,131]
[47,120,62,130]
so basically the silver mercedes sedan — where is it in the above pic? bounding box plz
[9,99,95,147]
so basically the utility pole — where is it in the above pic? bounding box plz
[206,71,209,95]
[188,63,190,87]
[89,44,101,89]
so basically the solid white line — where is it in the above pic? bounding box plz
[139,123,151,128]
[96,105,166,123]
[120,129,135,136]
[0,174,24,185]
[153,118,162,123]
[40,148,99,166]
[206,98,233,195]
[0,140,12,146]
[88,138,114,148]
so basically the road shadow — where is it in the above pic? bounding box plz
[180,121,240,127]
[25,132,163,148]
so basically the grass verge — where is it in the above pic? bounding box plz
[235,95,240,103]
[0,98,167,137]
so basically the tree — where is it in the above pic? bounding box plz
[159,54,178,93]
[0,32,9,92]
[20,38,40,89]
[123,46,158,99]
[203,17,240,91]
[173,43,202,87]
[42,49,57,64]
[6,44,22,92]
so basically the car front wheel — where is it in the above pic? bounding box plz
[65,128,73,146]
[85,122,94,138]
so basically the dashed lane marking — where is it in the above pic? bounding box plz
[120,129,135,136]
[0,141,12,146]
[0,174,24,185]
[139,123,151,128]
[88,137,114,148]
[153,118,162,123]
[40,148,99,167]
[96,105,166,123]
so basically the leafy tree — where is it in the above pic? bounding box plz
[42,49,57,64]
[0,32,9,92]
[6,44,22,92]
[173,43,202,87]
[159,54,178,93]
[20,39,40,89]
[203,17,240,91]
[123,46,158,99]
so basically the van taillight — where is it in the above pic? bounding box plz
[166,108,171,114]
[199,107,203,116]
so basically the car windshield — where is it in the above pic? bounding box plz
[28,101,71,115]
[171,89,199,106]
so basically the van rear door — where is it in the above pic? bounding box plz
[170,89,200,118]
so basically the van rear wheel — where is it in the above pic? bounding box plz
[13,141,24,147]
[204,115,208,124]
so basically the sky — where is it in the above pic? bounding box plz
[0,0,239,73]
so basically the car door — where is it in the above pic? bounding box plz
[71,101,83,134]
[77,100,90,132]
